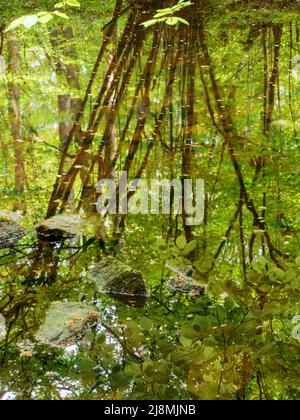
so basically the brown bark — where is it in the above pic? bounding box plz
[46,0,125,218]
[51,26,82,147]
[7,35,25,196]
[182,29,196,243]
[199,24,284,270]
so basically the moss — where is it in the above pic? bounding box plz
[89,257,149,297]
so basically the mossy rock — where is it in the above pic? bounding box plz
[36,214,85,242]
[35,302,100,348]
[89,257,149,297]
[167,266,205,297]
[0,211,24,223]
[0,212,27,249]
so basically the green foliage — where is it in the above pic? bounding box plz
[1,0,300,402]
[5,1,80,32]
[142,0,192,28]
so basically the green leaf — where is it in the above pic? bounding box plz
[53,11,69,19]
[143,360,154,376]
[96,334,106,345]
[5,15,38,32]
[153,9,173,18]
[141,18,165,28]
[179,335,193,347]
[176,235,187,250]
[38,13,54,24]
[111,371,128,388]
[5,17,25,32]
[252,256,267,274]
[155,238,168,251]
[203,346,215,359]
[192,315,213,332]
[155,8,173,15]
[166,17,179,26]
[182,240,198,256]
[84,332,94,343]
[172,1,193,13]
[124,363,142,378]
[54,2,65,8]
[156,359,170,374]
[76,359,95,372]
[182,325,199,340]
[138,317,153,331]
[65,0,81,7]
[176,17,190,25]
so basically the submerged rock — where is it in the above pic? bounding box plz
[0,212,27,249]
[36,214,84,242]
[89,257,149,297]
[167,265,205,297]
[0,210,24,223]
[35,302,100,348]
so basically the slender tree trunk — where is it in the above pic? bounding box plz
[7,35,25,196]
[46,0,126,217]
[182,29,195,243]
[51,26,82,148]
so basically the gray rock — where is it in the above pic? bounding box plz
[0,212,27,248]
[35,302,100,348]
[89,257,149,297]
[36,214,84,242]
[167,265,205,297]
[0,211,24,223]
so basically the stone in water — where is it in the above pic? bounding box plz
[36,214,84,242]
[167,265,205,297]
[89,256,149,297]
[36,302,100,348]
[0,212,27,248]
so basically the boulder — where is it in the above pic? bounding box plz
[0,212,27,249]
[36,214,84,242]
[167,266,205,297]
[89,257,149,297]
[0,210,24,223]
[35,302,100,348]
